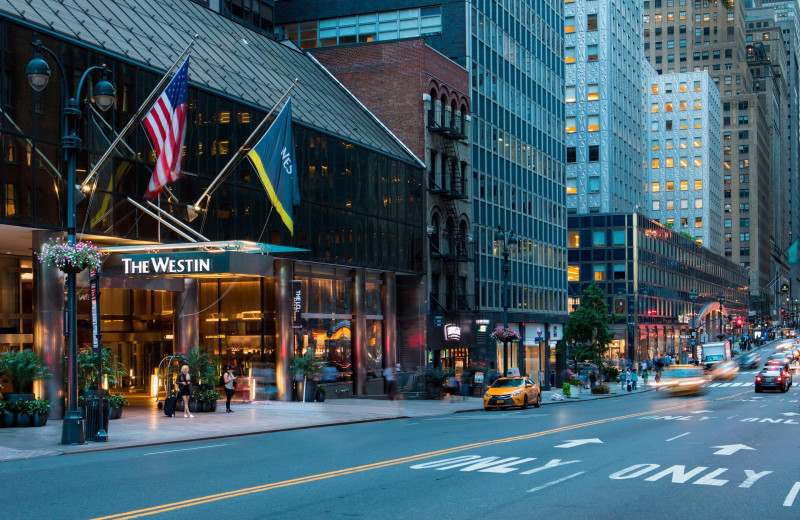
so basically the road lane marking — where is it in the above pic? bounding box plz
[92,398,726,520]
[527,471,585,492]
[554,438,602,448]
[666,432,691,442]
[142,444,228,456]
[711,444,754,455]
[784,482,800,506]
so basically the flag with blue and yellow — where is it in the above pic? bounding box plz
[247,98,300,235]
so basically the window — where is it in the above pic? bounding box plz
[652,159,660,169]
[740,159,749,168]
[566,179,577,194]
[695,217,702,228]
[593,264,606,281]
[666,181,674,191]
[651,121,659,132]
[740,233,750,242]
[587,83,599,101]
[695,198,703,209]
[652,182,661,192]
[724,233,731,242]
[694,80,701,91]
[666,120,673,130]
[694,119,702,129]
[587,44,599,61]
[723,132,731,140]
[740,218,750,227]
[612,229,625,246]
[652,140,660,150]
[694,180,702,190]
[566,46,576,63]
[724,204,731,213]
[694,138,702,147]
[653,200,661,211]
[738,115,749,125]
[680,180,688,191]
[680,119,688,130]
[593,230,606,246]
[680,157,688,167]
[694,157,702,167]
[739,145,749,154]
[587,13,598,31]
[613,264,626,280]
[694,99,702,110]
[651,84,659,95]
[665,139,674,149]
[679,100,687,111]
[588,114,599,131]
[666,102,673,112]
[681,199,689,209]
[724,219,731,228]
[739,203,749,212]
[666,158,674,168]
[565,16,575,33]
[567,147,577,163]
[739,174,749,184]
[566,116,576,133]
[588,177,600,193]
[566,85,576,103]
[666,200,674,210]
[738,100,748,111]
[740,189,749,198]
[740,247,750,257]
[651,103,659,113]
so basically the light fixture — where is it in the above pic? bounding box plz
[426,225,435,236]
[92,70,116,111]
[25,44,50,92]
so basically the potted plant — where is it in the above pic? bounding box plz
[425,369,446,399]
[108,394,129,420]
[568,377,583,397]
[562,382,571,398]
[189,389,202,413]
[174,347,217,389]
[289,353,321,402]
[0,349,52,401]
[36,237,103,273]
[0,401,9,427]
[14,399,32,427]
[77,347,127,395]
[315,384,326,402]
[28,398,51,427]
[201,389,219,412]
[591,384,611,395]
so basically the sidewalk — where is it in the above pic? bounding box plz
[0,384,649,462]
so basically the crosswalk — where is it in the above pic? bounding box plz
[708,381,755,388]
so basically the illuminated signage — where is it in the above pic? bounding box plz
[122,256,211,275]
[444,324,462,340]
[292,280,302,327]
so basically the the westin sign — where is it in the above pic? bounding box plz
[122,256,212,275]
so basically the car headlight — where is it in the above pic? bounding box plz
[484,393,491,398]
[511,390,522,396]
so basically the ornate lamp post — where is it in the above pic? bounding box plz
[494,226,517,376]
[689,290,699,364]
[27,41,115,445]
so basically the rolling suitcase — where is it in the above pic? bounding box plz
[164,395,178,417]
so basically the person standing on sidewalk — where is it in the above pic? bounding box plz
[589,370,597,389]
[625,368,632,392]
[383,364,397,400]
[631,369,638,390]
[460,371,471,400]
[642,368,649,389]
[223,365,236,413]
[176,365,193,418]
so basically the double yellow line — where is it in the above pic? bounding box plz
[95,394,747,519]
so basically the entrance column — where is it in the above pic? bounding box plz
[33,230,65,416]
[352,269,367,395]
[275,259,294,401]
[382,273,396,373]
[173,279,198,354]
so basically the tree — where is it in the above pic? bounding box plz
[558,282,617,376]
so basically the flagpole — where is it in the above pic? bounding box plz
[191,78,299,211]
[79,35,200,190]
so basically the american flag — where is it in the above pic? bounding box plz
[143,57,190,199]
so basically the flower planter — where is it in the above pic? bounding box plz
[188,401,200,413]
[315,390,326,402]
[1,412,14,427]
[16,413,31,427]
[32,412,48,427]
[202,401,212,412]
[569,385,582,398]
[2,393,35,402]
[210,400,218,412]
[109,407,123,420]
[60,264,86,274]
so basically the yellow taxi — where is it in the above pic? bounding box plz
[484,377,541,410]
[653,365,710,395]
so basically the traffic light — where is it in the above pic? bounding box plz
[736,317,743,326]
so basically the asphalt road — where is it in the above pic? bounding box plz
[3,351,800,519]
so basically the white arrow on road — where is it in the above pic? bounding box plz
[690,410,713,414]
[711,444,755,456]
[555,439,603,449]
[781,412,800,416]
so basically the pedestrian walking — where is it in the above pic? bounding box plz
[460,371,471,400]
[631,369,639,390]
[626,368,632,392]
[642,368,649,389]
[176,365,194,418]
[223,365,236,412]
[589,370,597,389]
[446,374,459,402]
[383,363,397,400]
[654,370,661,391]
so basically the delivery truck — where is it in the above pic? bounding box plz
[701,340,731,371]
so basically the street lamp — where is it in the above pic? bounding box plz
[717,292,725,340]
[689,290,699,364]
[494,225,517,376]
[27,41,115,445]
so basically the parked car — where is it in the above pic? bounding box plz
[484,377,542,410]
[755,364,791,393]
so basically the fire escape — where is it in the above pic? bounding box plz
[428,108,473,314]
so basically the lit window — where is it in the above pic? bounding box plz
[666,139,674,149]
[666,157,674,168]
[594,265,606,281]
[694,99,702,109]
[694,157,702,167]
[694,119,702,129]
[666,181,674,191]
[566,85,576,103]
[695,180,703,190]
[652,158,660,168]
[680,119,688,130]
[652,104,659,113]
[695,198,703,209]
[694,80,701,90]
[566,179,577,194]
[666,200,674,210]
[587,83,599,101]
[566,46,576,63]
[695,217,702,228]
[651,84,659,94]
[666,102,673,112]
[680,157,688,167]
[680,139,688,149]
[652,182,661,192]
[565,16,575,33]
[588,114,599,131]
[679,82,687,92]
[680,100,688,111]
[566,116,576,133]
[568,265,580,280]
[694,138,702,147]
[653,200,661,211]
[680,180,688,191]
[568,232,580,248]
[652,141,660,150]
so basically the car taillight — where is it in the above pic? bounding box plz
[777,377,783,382]
[756,376,762,381]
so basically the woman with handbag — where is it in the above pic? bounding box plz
[223,365,237,413]
[176,365,194,418]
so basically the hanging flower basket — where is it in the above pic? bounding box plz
[37,238,103,273]
[490,327,521,343]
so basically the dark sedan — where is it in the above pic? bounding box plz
[755,365,791,393]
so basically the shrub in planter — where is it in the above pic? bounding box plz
[13,399,32,427]
[315,384,326,402]
[77,347,127,393]
[0,349,51,397]
[28,398,51,426]
[568,377,584,387]
[0,400,10,427]
[108,394,129,420]
[602,365,620,382]
[591,384,611,395]
[174,347,217,387]
[200,389,220,412]
[562,382,571,397]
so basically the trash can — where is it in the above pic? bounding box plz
[84,397,110,441]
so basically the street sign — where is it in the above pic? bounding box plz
[679,335,691,339]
